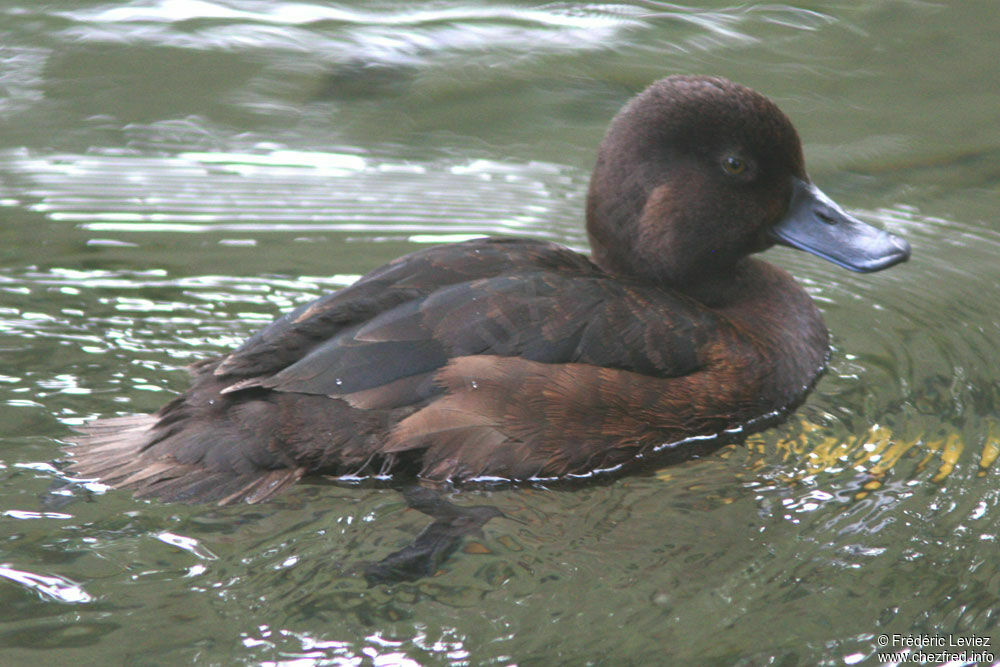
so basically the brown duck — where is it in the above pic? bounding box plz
[66,75,910,505]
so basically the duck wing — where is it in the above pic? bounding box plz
[247,265,707,399]
[210,237,599,382]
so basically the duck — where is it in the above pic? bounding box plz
[66,75,910,505]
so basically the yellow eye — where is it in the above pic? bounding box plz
[722,155,746,175]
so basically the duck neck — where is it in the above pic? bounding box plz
[670,258,761,308]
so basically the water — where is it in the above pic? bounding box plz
[1,1,999,664]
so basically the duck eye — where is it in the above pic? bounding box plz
[722,155,747,176]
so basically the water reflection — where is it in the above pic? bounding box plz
[51,0,648,69]
[0,564,93,604]
[1,147,584,244]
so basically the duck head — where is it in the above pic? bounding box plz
[586,75,910,286]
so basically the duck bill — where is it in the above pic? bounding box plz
[771,178,911,272]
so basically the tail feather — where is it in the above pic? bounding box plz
[65,414,303,505]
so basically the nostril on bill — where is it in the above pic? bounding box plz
[816,208,838,225]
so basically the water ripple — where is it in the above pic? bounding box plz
[43,1,646,64]
[155,531,218,560]
[2,1,843,75]
[0,564,93,604]
[1,146,585,244]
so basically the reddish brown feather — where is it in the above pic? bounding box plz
[381,350,758,481]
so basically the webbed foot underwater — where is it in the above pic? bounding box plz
[65,75,909,580]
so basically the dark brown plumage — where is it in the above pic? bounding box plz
[66,75,910,504]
